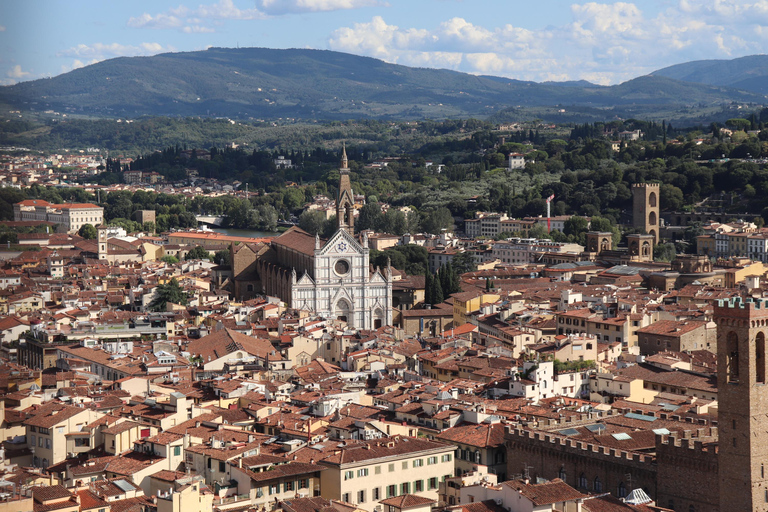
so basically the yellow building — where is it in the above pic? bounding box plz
[451,291,500,327]
[294,436,455,512]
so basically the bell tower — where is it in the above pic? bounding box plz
[716,297,768,512]
[632,183,659,245]
[336,143,355,235]
[97,225,108,260]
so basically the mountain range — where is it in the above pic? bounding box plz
[1,47,766,121]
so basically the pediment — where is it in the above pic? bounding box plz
[296,271,315,286]
[320,229,363,256]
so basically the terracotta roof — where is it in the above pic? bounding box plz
[502,478,584,506]
[378,494,436,509]
[187,328,275,363]
[272,226,320,256]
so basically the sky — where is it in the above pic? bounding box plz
[1,0,767,87]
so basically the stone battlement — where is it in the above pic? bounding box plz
[632,182,660,188]
[716,296,768,309]
[657,429,718,457]
[506,427,654,466]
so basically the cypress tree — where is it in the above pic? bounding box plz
[433,275,444,305]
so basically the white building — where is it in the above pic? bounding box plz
[290,147,393,329]
[14,199,103,233]
[508,153,526,170]
[492,238,584,265]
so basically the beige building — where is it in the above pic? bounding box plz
[293,437,455,512]
[24,403,104,468]
[156,480,213,512]
[229,455,326,509]
[14,199,103,233]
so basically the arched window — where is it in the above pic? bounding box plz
[618,482,626,498]
[727,331,740,383]
[559,467,566,482]
[42,458,49,468]
[593,477,602,493]
[246,284,254,292]
[757,332,765,384]
[649,191,657,208]
[649,211,657,226]
[578,474,587,489]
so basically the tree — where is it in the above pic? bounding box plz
[161,255,179,264]
[298,210,327,236]
[213,249,231,266]
[148,278,188,311]
[451,251,477,275]
[420,207,454,235]
[185,245,210,260]
[78,224,97,240]
[653,243,676,262]
[357,203,384,232]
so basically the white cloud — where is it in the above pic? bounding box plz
[7,65,30,79]
[328,2,768,84]
[258,0,379,15]
[58,42,175,63]
[129,0,265,32]
[0,25,6,32]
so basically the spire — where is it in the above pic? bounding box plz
[341,142,348,171]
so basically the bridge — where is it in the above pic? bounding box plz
[195,215,228,227]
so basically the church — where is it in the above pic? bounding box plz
[234,146,393,329]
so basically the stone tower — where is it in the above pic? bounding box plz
[716,297,768,512]
[97,225,108,260]
[336,143,355,235]
[632,183,659,245]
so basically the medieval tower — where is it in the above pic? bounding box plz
[336,143,355,236]
[97,225,108,260]
[716,297,768,512]
[632,183,659,245]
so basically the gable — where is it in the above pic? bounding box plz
[320,229,363,256]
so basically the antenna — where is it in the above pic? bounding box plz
[523,464,533,480]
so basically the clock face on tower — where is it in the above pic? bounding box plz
[337,242,347,252]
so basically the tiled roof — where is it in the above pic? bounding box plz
[272,226,320,256]
[502,478,584,506]
[378,494,436,509]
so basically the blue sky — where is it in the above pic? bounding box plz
[1,0,767,86]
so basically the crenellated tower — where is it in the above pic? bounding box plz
[632,183,659,245]
[715,297,768,512]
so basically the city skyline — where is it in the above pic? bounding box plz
[1,0,767,87]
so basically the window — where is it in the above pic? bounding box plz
[299,479,308,489]
[618,482,626,498]
[594,477,602,493]
[285,481,294,492]
[342,493,350,503]
[357,468,368,477]
[219,461,225,472]
[414,480,423,492]
[373,488,380,500]
[427,456,437,465]
[344,471,354,480]
[559,467,566,482]
[174,446,181,456]
[389,463,395,472]
[413,459,423,467]
[428,477,438,490]
[30,435,35,446]
[387,485,397,498]
[358,490,365,503]
[269,484,278,495]
[375,466,381,475]
[402,461,408,470]
[442,454,452,462]
[401,482,410,495]
[57,427,64,434]
[578,474,587,489]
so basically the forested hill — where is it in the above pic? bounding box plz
[1,47,765,120]
[652,55,768,94]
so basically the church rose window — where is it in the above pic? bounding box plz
[335,259,350,275]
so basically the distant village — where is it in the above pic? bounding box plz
[0,143,765,512]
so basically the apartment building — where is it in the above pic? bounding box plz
[491,238,583,265]
[293,436,455,512]
[13,199,103,233]
[23,402,104,467]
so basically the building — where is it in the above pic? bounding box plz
[632,183,659,245]
[636,320,716,355]
[13,199,103,234]
[248,148,393,329]
[715,296,768,511]
[293,436,455,512]
[508,153,525,170]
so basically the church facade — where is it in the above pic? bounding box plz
[246,146,393,329]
